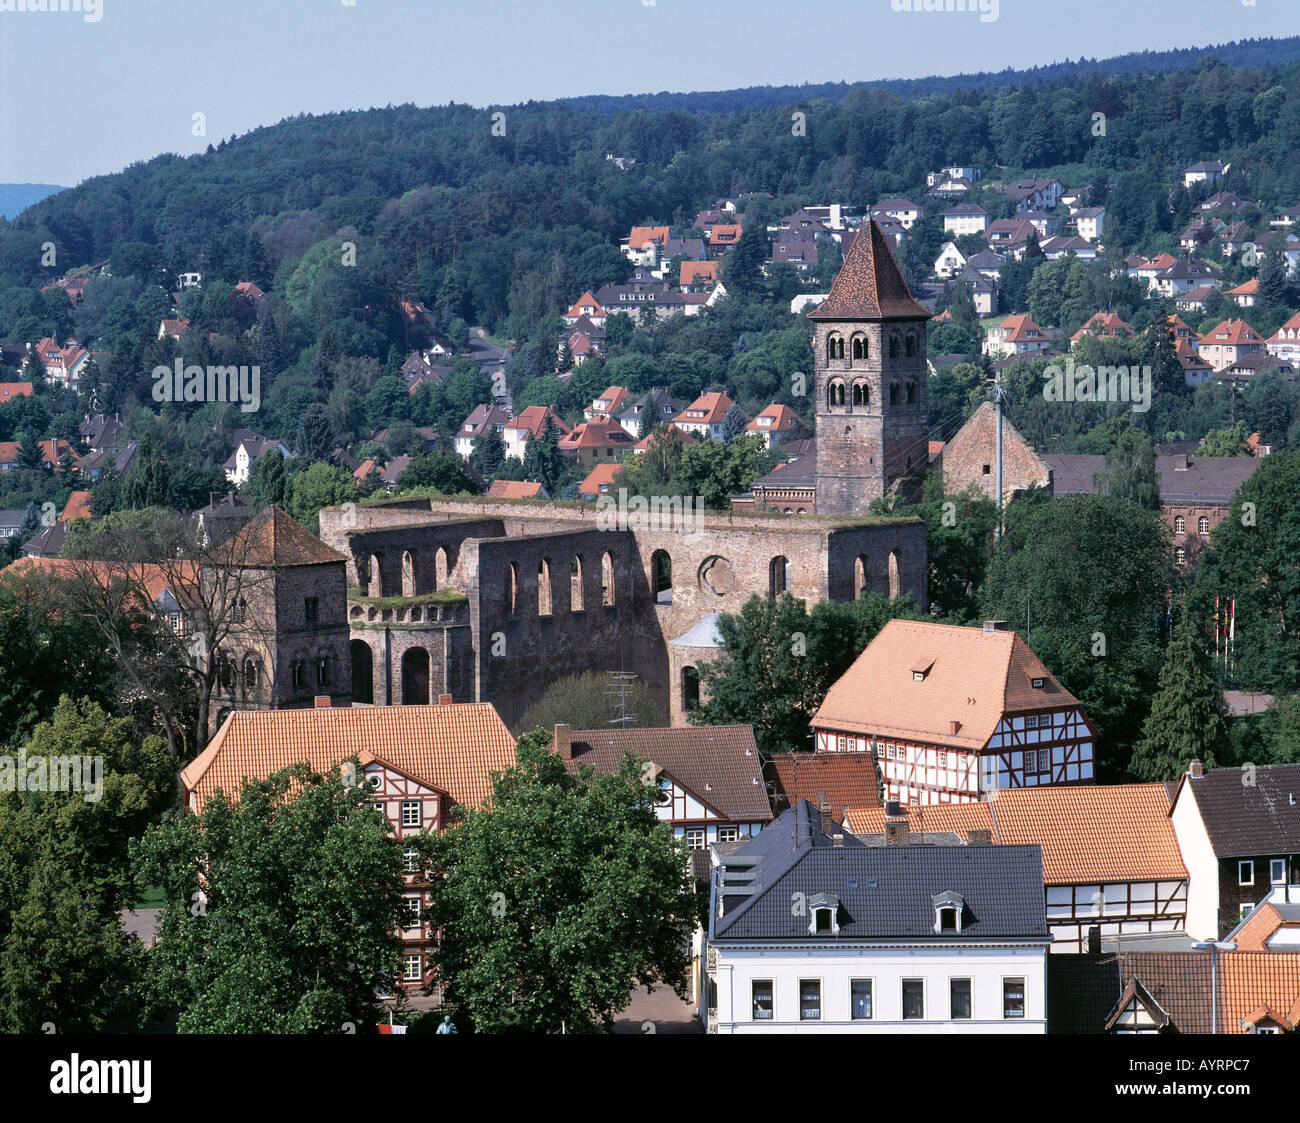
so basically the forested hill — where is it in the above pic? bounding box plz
[557,36,1300,112]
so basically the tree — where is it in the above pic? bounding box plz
[557,338,574,374]
[694,592,919,754]
[520,412,564,493]
[1093,426,1160,510]
[246,446,289,506]
[288,462,360,533]
[1199,419,1250,457]
[982,494,1175,778]
[471,426,506,480]
[0,697,174,1033]
[132,761,406,1033]
[720,402,748,444]
[420,731,704,1033]
[513,671,663,736]
[295,402,334,462]
[1129,613,1231,779]
[722,226,768,295]
[16,432,44,471]
[395,452,477,495]
[1258,694,1300,764]
[1258,246,1288,309]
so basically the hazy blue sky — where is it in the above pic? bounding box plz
[5,0,1300,185]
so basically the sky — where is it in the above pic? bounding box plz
[4,0,1300,186]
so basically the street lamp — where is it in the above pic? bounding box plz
[1191,940,1237,1034]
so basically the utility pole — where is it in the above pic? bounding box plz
[991,368,1007,544]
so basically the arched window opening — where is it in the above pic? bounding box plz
[602,551,616,607]
[888,550,902,599]
[906,381,916,404]
[435,546,450,591]
[402,550,416,597]
[769,556,791,598]
[571,555,584,612]
[1198,516,1210,536]
[906,333,917,357]
[889,335,900,359]
[651,549,672,606]
[367,554,383,598]
[350,641,373,705]
[855,554,869,598]
[682,666,701,712]
[889,383,900,405]
[1174,516,1185,534]
[401,647,430,705]
[505,562,517,615]
[538,558,553,616]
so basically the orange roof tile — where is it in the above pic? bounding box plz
[557,419,636,450]
[813,619,1083,749]
[746,403,806,433]
[578,462,621,496]
[676,391,737,425]
[503,405,571,439]
[1200,319,1264,346]
[1220,954,1300,1033]
[59,490,92,521]
[181,703,517,816]
[680,261,717,285]
[225,506,347,568]
[0,382,33,399]
[1225,279,1259,296]
[846,783,1186,884]
[808,218,929,321]
[627,226,670,249]
[485,480,546,499]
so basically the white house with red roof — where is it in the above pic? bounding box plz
[983,314,1051,358]
[870,199,923,229]
[502,405,570,460]
[1198,319,1266,371]
[1266,313,1300,364]
[1224,279,1259,308]
[562,291,606,326]
[623,225,670,266]
[1070,311,1134,342]
[556,418,637,468]
[746,404,810,449]
[673,391,745,440]
[584,385,634,423]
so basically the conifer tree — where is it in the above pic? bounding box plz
[1129,612,1231,780]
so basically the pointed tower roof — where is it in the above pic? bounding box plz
[225,505,347,568]
[809,218,929,321]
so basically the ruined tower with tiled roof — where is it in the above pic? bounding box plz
[809,218,930,512]
[203,505,352,732]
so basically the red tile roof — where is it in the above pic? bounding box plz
[503,405,570,440]
[60,490,92,521]
[746,403,807,433]
[1200,319,1264,346]
[181,702,517,816]
[578,462,621,496]
[846,783,1186,884]
[0,382,34,399]
[764,752,882,824]
[809,219,929,321]
[627,226,670,249]
[813,619,1081,750]
[485,480,546,499]
[225,505,348,568]
[676,390,737,426]
[557,418,636,450]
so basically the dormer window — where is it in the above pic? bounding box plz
[808,892,841,936]
[1031,677,1045,689]
[933,891,965,934]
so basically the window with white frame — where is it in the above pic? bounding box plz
[402,847,419,872]
[717,826,739,843]
[950,978,972,1020]
[886,745,895,760]
[685,828,706,850]
[1239,860,1255,886]
[401,801,421,828]
[752,979,773,1020]
[402,896,421,930]
[372,801,385,817]
[902,978,924,1020]
[1271,859,1286,884]
[1003,977,1025,1018]
[403,954,423,981]
[799,979,821,1021]
[1025,714,1039,729]
[850,979,872,1020]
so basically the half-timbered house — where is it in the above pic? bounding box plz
[179,698,517,992]
[551,724,772,848]
[811,618,1096,805]
[846,784,1189,952]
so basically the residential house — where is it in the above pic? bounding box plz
[1216,220,1254,257]
[955,265,997,315]
[77,440,137,482]
[1151,258,1223,299]
[0,509,27,541]
[762,751,881,825]
[985,217,1038,252]
[1170,761,1300,940]
[1073,207,1105,242]
[673,391,745,441]
[705,800,1050,1032]
[1128,252,1178,286]
[1003,178,1064,213]
[623,225,670,267]
[1021,211,1062,239]
[933,242,966,280]
[0,381,33,403]
[810,618,1097,805]
[1270,205,1300,230]
[1173,285,1220,314]
[453,404,509,460]
[1185,160,1228,189]
[771,241,818,270]
[1071,311,1134,342]
[1039,235,1097,261]
[1180,216,1224,253]
[1199,191,1247,214]
[577,462,621,499]
[563,314,605,363]
[552,723,772,850]
[562,291,607,326]
[158,318,190,340]
[870,198,922,230]
[777,210,832,239]
[1224,279,1259,308]
[233,281,265,305]
[964,247,1005,279]
[744,403,810,450]
[0,438,74,473]
[706,224,743,257]
[502,406,571,461]
[556,418,637,468]
[983,313,1051,358]
[585,385,634,423]
[680,260,718,292]
[1266,312,1300,363]
[847,785,1188,953]
[1228,885,1300,952]
[484,480,549,500]
[927,174,974,199]
[617,387,681,438]
[942,204,990,236]
[223,430,290,487]
[1197,319,1265,371]
[928,165,982,185]
[193,491,255,547]
[180,700,516,990]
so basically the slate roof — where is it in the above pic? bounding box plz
[764,752,882,824]
[714,801,1047,942]
[812,619,1081,750]
[808,219,929,321]
[1175,763,1300,857]
[846,784,1187,885]
[225,505,347,568]
[562,724,771,823]
[1044,454,1259,504]
[181,702,516,815]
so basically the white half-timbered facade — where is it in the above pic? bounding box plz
[656,769,767,850]
[812,619,1097,806]
[1045,880,1188,952]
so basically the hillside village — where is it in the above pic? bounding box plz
[5,30,1300,1048]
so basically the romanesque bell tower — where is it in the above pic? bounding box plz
[809,219,930,514]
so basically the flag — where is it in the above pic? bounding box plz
[377,1023,407,1034]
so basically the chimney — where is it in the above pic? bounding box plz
[1087,925,1102,954]
[982,619,1011,634]
[1188,758,1204,778]
[885,800,909,847]
[949,720,961,736]
[554,723,572,761]
[819,798,834,837]
[436,694,453,706]
[833,832,844,848]
[1173,453,1189,471]
[313,695,331,708]
[966,828,992,845]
